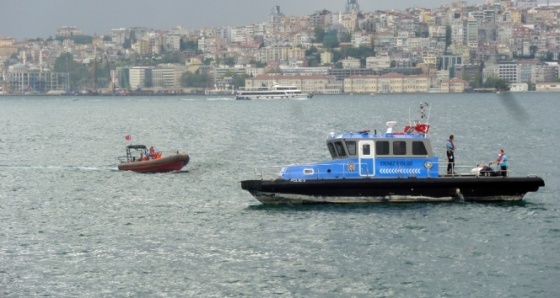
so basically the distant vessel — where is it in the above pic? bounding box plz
[205,85,235,95]
[235,83,312,100]
[118,145,189,173]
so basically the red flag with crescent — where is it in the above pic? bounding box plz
[125,134,131,141]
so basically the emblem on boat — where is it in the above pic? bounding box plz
[424,161,433,169]
[348,162,355,172]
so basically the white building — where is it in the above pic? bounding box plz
[129,66,153,89]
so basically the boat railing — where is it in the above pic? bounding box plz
[254,166,285,180]
[117,156,130,163]
[437,162,495,177]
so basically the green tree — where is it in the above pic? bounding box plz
[54,53,92,90]
[483,76,509,90]
[445,25,452,48]
[323,30,339,48]
[313,27,326,43]
[249,60,267,68]
[224,71,249,88]
[181,39,198,51]
[339,32,352,43]
[224,57,236,67]
[180,71,210,88]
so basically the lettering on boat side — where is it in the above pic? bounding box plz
[380,161,413,167]
[290,179,306,182]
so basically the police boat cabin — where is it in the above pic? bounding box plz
[282,120,436,181]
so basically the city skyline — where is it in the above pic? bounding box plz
[1,0,489,40]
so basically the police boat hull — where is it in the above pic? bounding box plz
[241,176,545,204]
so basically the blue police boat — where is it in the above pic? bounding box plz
[241,103,545,204]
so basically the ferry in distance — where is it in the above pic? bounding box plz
[235,83,312,100]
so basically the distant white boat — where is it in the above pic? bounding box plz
[235,84,312,100]
[205,85,234,95]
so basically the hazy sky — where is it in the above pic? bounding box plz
[0,0,490,39]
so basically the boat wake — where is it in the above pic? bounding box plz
[0,164,110,172]
[206,97,235,101]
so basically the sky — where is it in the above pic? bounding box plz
[0,0,490,40]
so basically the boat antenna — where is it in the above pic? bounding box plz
[419,102,431,136]
[408,106,412,127]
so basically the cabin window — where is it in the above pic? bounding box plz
[334,141,347,157]
[346,141,357,155]
[327,143,337,158]
[304,168,314,175]
[412,141,428,155]
[362,144,371,155]
[393,141,406,155]
[376,141,390,155]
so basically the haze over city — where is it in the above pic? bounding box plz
[1,0,490,39]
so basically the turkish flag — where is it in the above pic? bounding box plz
[125,134,131,141]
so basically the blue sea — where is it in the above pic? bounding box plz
[1,93,558,297]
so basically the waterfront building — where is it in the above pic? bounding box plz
[328,68,374,81]
[245,73,340,94]
[483,62,519,83]
[440,78,468,93]
[3,66,69,94]
[129,66,153,89]
[152,64,186,90]
[536,82,560,91]
[531,64,558,84]
[343,73,431,94]
[509,82,529,91]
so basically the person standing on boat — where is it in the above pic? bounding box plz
[446,135,456,174]
[492,149,508,177]
[149,146,156,159]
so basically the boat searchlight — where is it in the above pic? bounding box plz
[386,121,397,134]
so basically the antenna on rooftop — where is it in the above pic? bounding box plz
[345,0,360,13]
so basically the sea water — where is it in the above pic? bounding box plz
[1,93,558,297]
